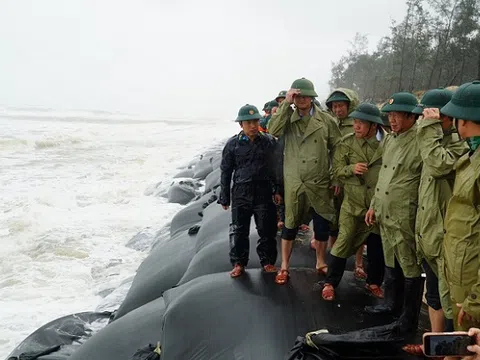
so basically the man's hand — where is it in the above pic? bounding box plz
[365,208,376,226]
[445,328,480,360]
[457,303,474,327]
[273,194,283,205]
[286,88,301,104]
[353,163,369,175]
[422,108,441,120]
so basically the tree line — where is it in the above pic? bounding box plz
[329,0,480,102]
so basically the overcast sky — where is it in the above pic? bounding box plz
[0,0,408,120]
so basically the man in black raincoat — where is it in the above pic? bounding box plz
[218,104,280,278]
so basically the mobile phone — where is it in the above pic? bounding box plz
[423,332,475,357]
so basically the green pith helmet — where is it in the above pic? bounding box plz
[381,92,418,113]
[236,104,262,122]
[412,88,454,115]
[275,90,287,101]
[441,80,480,122]
[290,77,318,97]
[262,102,269,111]
[380,112,390,127]
[266,100,279,111]
[325,91,350,106]
[349,103,384,125]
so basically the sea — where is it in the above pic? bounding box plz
[0,107,237,358]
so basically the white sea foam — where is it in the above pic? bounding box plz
[0,110,237,357]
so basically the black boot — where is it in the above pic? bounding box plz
[396,276,425,334]
[364,266,403,315]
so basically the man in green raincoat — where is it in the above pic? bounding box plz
[441,80,480,331]
[412,88,469,332]
[267,77,341,285]
[364,92,424,334]
[325,88,365,278]
[321,103,385,301]
[325,88,360,136]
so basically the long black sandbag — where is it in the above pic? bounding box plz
[160,269,396,360]
[113,231,195,320]
[69,297,165,360]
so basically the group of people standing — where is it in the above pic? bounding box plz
[218,77,480,338]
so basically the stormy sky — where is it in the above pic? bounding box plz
[0,0,407,120]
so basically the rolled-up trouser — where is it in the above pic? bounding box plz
[229,183,278,267]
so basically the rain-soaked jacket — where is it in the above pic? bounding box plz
[444,148,480,329]
[218,131,278,207]
[267,101,341,227]
[415,119,468,319]
[370,124,423,278]
[327,88,360,136]
[331,133,382,258]
[415,119,468,264]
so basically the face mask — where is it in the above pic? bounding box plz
[466,136,480,152]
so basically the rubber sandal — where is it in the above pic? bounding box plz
[230,264,245,278]
[401,344,423,356]
[299,224,310,232]
[322,284,335,301]
[354,265,367,280]
[263,264,277,273]
[275,269,289,285]
[365,284,384,299]
[317,265,328,276]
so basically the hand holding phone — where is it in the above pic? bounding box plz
[423,332,475,357]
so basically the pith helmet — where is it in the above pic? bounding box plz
[441,80,480,122]
[266,100,279,111]
[326,91,350,106]
[412,88,454,115]
[290,77,318,97]
[349,103,384,125]
[275,90,287,101]
[381,92,418,113]
[236,104,262,122]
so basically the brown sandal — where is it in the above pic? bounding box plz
[401,344,423,356]
[322,284,335,301]
[317,265,328,276]
[354,265,367,280]
[275,269,289,285]
[230,264,245,278]
[365,284,384,299]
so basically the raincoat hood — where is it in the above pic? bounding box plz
[326,88,360,114]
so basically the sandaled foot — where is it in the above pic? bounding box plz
[402,344,423,356]
[322,284,335,301]
[299,224,310,232]
[354,265,367,280]
[316,265,328,276]
[365,284,384,299]
[275,269,289,285]
[263,264,277,273]
[230,264,245,278]
[277,221,284,229]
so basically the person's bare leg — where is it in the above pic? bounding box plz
[280,239,294,270]
[428,307,445,332]
[355,245,364,268]
[328,235,337,249]
[315,241,328,270]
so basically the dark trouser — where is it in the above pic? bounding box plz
[326,233,385,287]
[281,211,330,241]
[229,183,278,267]
[422,260,441,311]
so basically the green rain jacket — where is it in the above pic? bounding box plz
[444,148,480,329]
[267,101,341,228]
[331,133,382,258]
[370,124,423,278]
